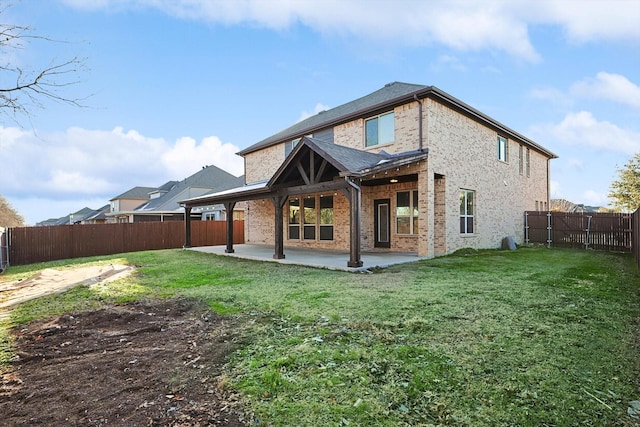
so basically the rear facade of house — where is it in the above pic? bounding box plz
[237,83,555,258]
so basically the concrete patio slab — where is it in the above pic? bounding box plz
[187,244,424,272]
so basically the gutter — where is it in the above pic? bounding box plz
[413,94,424,151]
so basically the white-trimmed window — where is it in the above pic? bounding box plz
[396,190,419,235]
[525,147,531,177]
[459,189,475,235]
[288,195,333,241]
[365,112,394,147]
[497,135,508,162]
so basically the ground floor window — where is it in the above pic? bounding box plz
[459,189,475,234]
[396,190,418,234]
[289,194,333,241]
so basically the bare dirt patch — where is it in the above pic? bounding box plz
[0,299,250,426]
[0,264,135,318]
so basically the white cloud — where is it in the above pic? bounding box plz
[536,111,640,155]
[161,136,244,177]
[298,103,331,122]
[532,0,640,44]
[60,0,640,62]
[0,125,244,223]
[529,86,573,108]
[571,72,640,109]
[582,190,608,206]
[431,54,467,72]
[566,158,584,172]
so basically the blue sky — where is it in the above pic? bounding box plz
[1,0,639,225]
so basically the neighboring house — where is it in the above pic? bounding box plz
[182,82,557,267]
[79,205,111,224]
[107,166,245,223]
[37,206,104,226]
[132,165,245,222]
[550,199,602,214]
[108,186,161,223]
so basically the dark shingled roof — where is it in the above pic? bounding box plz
[238,81,557,159]
[239,82,428,156]
[110,186,158,201]
[268,136,429,188]
[136,165,244,212]
[302,137,389,173]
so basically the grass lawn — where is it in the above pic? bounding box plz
[1,247,639,426]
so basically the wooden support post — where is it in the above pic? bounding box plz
[272,196,287,259]
[224,202,236,253]
[347,182,363,268]
[183,206,192,248]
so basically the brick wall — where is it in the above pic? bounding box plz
[244,143,285,184]
[245,192,352,250]
[242,94,552,257]
[424,99,550,252]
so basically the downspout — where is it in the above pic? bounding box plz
[414,94,423,152]
[547,158,551,211]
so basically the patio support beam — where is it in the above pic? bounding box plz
[271,196,288,259]
[344,178,363,268]
[296,160,311,185]
[183,206,192,248]
[224,201,236,253]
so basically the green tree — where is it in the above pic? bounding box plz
[608,152,640,212]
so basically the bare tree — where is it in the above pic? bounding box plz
[0,194,23,227]
[550,199,576,212]
[0,3,86,122]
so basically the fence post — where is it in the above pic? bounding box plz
[546,212,552,248]
[0,227,5,273]
[524,212,529,244]
[585,216,592,250]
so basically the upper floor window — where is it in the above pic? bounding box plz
[518,144,524,175]
[497,135,508,162]
[284,138,301,157]
[365,112,394,147]
[525,147,531,177]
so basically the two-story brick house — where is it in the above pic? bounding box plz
[182,82,556,267]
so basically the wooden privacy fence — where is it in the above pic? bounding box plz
[5,220,244,266]
[525,211,632,252]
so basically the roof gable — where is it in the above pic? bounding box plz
[268,137,394,189]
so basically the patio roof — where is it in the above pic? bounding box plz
[180,137,428,207]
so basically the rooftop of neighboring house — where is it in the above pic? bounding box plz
[238,81,557,159]
[110,186,159,201]
[36,205,109,226]
[135,165,245,213]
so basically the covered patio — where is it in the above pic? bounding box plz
[180,136,429,268]
[187,244,423,272]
